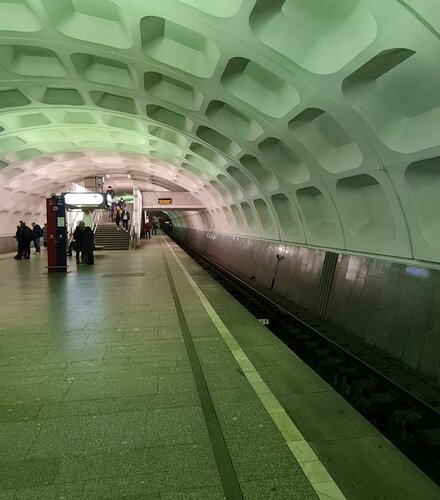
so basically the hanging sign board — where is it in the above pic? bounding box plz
[158,198,172,205]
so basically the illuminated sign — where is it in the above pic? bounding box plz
[158,198,172,205]
[64,192,106,209]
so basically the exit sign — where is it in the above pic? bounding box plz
[158,198,172,205]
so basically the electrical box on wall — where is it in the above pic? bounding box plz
[85,176,103,191]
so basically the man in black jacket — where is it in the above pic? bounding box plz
[16,222,33,259]
[31,222,42,254]
[73,221,85,263]
[14,221,23,259]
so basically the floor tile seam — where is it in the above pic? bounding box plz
[163,237,346,500]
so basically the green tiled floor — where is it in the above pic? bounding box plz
[0,238,319,499]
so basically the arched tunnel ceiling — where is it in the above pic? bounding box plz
[0,0,439,264]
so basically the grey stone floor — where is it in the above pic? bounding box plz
[0,237,318,499]
[1,236,438,500]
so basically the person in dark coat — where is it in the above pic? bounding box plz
[82,226,94,265]
[31,222,42,254]
[14,221,23,259]
[72,221,85,263]
[17,222,33,259]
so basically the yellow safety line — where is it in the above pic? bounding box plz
[164,238,346,500]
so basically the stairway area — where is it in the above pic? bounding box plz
[95,218,130,250]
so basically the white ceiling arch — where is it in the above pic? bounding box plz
[0,0,439,265]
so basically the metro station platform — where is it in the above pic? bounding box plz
[0,235,438,500]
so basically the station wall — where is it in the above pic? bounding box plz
[172,227,440,385]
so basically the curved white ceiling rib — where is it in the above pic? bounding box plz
[0,0,439,265]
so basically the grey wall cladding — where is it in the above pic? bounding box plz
[327,255,440,383]
[173,227,440,385]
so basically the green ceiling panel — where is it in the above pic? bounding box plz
[240,154,279,192]
[102,115,142,132]
[227,166,259,197]
[41,142,76,153]
[250,0,377,75]
[146,105,193,132]
[0,0,439,265]
[206,101,263,141]
[72,53,135,88]
[149,126,187,147]
[0,136,25,154]
[140,17,220,78]
[90,91,136,114]
[343,49,440,153]
[405,157,440,253]
[336,174,395,244]
[0,45,67,77]
[3,112,51,129]
[184,153,217,175]
[271,193,304,241]
[42,0,132,49]
[6,147,42,162]
[22,129,65,142]
[41,88,85,106]
[240,201,260,236]
[254,198,278,239]
[217,174,243,199]
[222,57,300,118]
[59,111,99,125]
[189,142,227,167]
[196,126,241,157]
[296,186,342,246]
[0,89,30,108]
[258,137,310,185]
[144,72,203,111]
[0,0,41,32]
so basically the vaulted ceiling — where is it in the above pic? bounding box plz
[0,0,439,264]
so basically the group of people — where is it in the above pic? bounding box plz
[144,220,159,239]
[70,221,95,265]
[14,221,46,260]
[107,191,130,232]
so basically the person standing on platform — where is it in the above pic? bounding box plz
[31,222,42,254]
[14,221,23,259]
[121,209,130,232]
[82,226,94,265]
[73,221,85,263]
[18,221,33,259]
[144,221,152,239]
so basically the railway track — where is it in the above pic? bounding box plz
[170,234,440,485]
